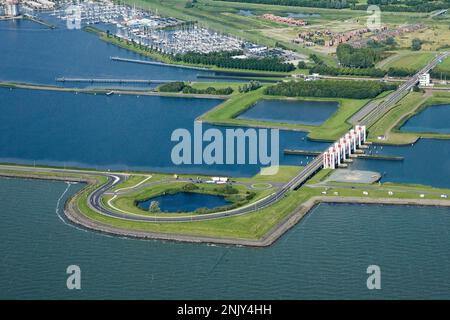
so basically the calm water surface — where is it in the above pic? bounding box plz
[0,178,449,299]
[350,139,450,188]
[0,88,329,176]
[137,192,229,212]
[400,104,450,134]
[237,99,338,125]
[0,19,214,86]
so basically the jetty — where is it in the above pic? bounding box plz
[284,149,321,156]
[110,56,210,71]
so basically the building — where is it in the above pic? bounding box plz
[4,0,20,16]
[418,73,431,86]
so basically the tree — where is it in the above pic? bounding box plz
[148,201,161,213]
[297,61,307,69]
[411,38,422,51]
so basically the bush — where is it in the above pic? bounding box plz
[411,38,422,51]
[238,80,262,93]
[158,81,186,92]
[215,184,239,195]
[182,183,199,191]
[148,201,161,213]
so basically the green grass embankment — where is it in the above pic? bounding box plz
[368,91,450,144]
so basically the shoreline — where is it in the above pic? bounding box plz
[1,171,449,247]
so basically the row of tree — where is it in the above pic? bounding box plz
[173,50,295,72]
[238,81,262,93]
[214,0,351,9]
[158,81,234,95]
[309,64,387,77]
[182,85,234,95]
[359,0,450,12]
[265,80,397,99]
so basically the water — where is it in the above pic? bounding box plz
[237,99,338,125]
[349,139,450,188]
[0,19,215,87]
[137,192,229,212]
[0,88,329,176]
[237,10,254,17]
[1,178,449,299]
[400,104,450,134]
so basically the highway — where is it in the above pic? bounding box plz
[351,51,450,126]
[10,52,445,223]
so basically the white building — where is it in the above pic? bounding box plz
[418,73,431,86]
[4,0,20,16]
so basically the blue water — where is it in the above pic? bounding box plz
[237,99,338,125]
[400,104,450,134]
[350,139,450,188]
[0,19,214,87]
[137,192,229,212]
[1,178,449,299]
[0,88,328,176]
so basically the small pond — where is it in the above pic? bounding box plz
[238,10,255,16]
[137,192,230,212]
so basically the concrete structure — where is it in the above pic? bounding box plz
[323,125,366,169]
[4,0,19,16]
[418,73,431,86]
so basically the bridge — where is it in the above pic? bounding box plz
[84,52,449,222]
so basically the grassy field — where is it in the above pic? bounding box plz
[434,54,450,75]
[367,91,450,144]
[377,51,437,70]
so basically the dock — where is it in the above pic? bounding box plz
[285,149,403,161]
[284,149,321,156]
[356,154,404,161]
[110,56,210,71]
